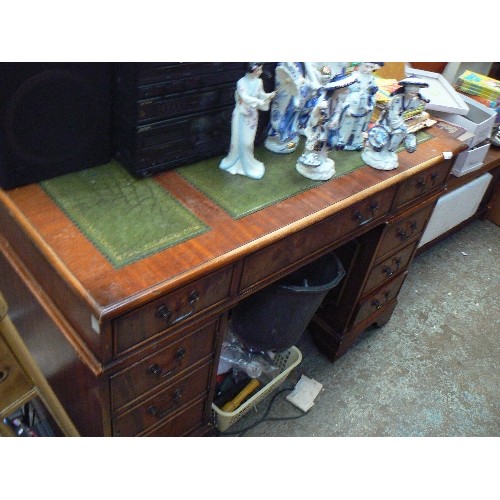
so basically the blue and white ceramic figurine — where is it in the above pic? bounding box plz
[264,63,306,154]
[361,77,430,171]
[296,63,344,136]
[296,73,358,181]
[331,62,384,151]
[219,63,276,179]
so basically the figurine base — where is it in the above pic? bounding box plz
[361,149,399,171]
[264,136,299,154]
[219,159,265,180]
[296,153,335,180]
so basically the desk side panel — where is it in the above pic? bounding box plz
[0,246,108,436]
[0,201,111,362]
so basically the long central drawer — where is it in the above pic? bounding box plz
[240,186,397,292]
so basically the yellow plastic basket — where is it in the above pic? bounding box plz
[211,346,302,432]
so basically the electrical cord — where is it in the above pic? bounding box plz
[217,386,309,437]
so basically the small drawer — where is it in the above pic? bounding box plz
[240,187,396,291]
[353,272,407,326]
[376,202,435,260]
[363,241,417,294]
[110,320,218,412]
[112,363,211,437]
[142,398,206,437]
[392,159,452,210]
[0,336,33,413]
[113,266,233,354]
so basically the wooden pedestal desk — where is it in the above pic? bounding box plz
[0,129,465,436]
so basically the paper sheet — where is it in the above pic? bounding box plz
[286,375,323,412]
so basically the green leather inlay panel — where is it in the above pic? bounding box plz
[178,133,433,219]
[40,161,209,268]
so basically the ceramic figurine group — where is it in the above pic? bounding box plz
[219,63,430,180]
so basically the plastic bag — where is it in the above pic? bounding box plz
[217,330,280,382]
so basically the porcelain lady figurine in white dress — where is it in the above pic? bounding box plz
[219,63,276,179]
[361,77,429,170]
[332,62,383,151]
[264,62,306,154]
[296,73,358,181]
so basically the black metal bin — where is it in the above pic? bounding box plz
[232,252,345,352]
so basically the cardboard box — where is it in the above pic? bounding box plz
[451,140,491,177]
[433,94,497,148]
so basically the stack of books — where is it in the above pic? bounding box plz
[374,77,400,105]
[455,70,500,123]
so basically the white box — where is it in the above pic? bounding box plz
[451,140,491,177]
[419,173,493,247]
[432,94,497,148]
[406,68,470,115]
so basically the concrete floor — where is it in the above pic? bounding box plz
[220,218,500,437]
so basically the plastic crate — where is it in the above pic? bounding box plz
[211,346,302,432]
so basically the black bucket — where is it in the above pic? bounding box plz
[232,252,345,352]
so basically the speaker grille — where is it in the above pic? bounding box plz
[0,63,112,189]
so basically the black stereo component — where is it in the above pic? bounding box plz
[112,62,276,177]
[0,62,113,189]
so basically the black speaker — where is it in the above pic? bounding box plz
[0,63,113,189]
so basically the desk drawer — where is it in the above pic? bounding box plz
[113,266,232,354]
[363,241,417,295]
[0,335,33,413]
[353,272,407,327]
[112,362,211,436]
[392,159,452,210]
[240,187,396,291]
[376,202,435,260]
[143,398,206,437]
[110,320,218,412]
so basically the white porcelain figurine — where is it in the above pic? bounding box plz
[361,77,429,171]
[332,62,384,151]
[219,63,276,179]
[296,73,358,181]
[264,63,306,154]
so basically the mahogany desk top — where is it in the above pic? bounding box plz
[0,128,464,322]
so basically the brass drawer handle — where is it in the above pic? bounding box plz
[0,368,9,383]
[382,257,402,277]
[397,222,418,242]
[353,202,378,227]
[371,290,390,310]
[382,265,394,277]
[147,347,186,379]
[416,178,426,189]
[147,388,183,420]
[155,290,200,326]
